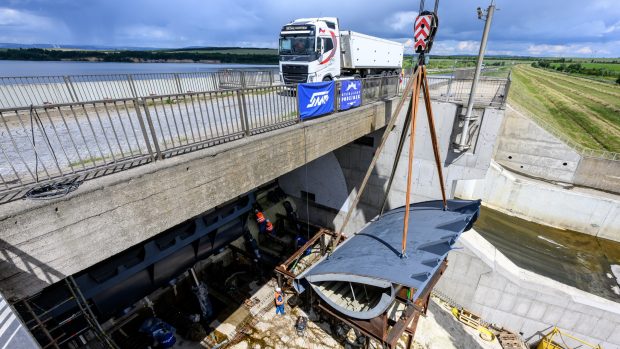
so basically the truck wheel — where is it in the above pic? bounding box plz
[322,76,332,81]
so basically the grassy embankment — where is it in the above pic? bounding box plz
[508,64,620,153]
[403,57,524,77]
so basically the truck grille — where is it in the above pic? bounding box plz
[282,65,308,85]
[283,73,308,84]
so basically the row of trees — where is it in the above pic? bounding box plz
[532,60,620,84]
[0,48,279,64]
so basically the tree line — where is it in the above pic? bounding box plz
[532,60,620,84]
[0,48,279,64]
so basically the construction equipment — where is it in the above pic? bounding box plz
[332,0,447,259]
[537,327,604,349]
[498,331,528,349]
[281,2,480,349]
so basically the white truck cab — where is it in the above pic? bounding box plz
[279,17,403,85]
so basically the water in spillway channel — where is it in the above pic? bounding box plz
[475,206,620,302]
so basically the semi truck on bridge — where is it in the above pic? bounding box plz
[278,17,404,84]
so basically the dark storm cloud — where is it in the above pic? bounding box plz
[1,0,619,56]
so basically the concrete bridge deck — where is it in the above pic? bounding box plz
[0,74,509,300]
[0,98,394,299]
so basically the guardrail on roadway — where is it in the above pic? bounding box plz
[2,69,511,110]
[0,76,400,203]
[403,75,510,108]
[0,70,282,109]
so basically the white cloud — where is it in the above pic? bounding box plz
[457,41,478,53]
[525,42,617,57]
[576,47,593,55]
[604,21,620,34]
[0,7,70,43]
[0,7,55,30]
[120,25,173,41]
[387,11,417,32]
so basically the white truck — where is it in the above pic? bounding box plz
[278,17,404,84]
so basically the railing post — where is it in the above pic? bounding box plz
[360,78,365,106]
[236,89,251,136]
[334,80,339,112]
[134,98,162,160]
[240,71,246,89]
[296,84,301,122]
[174,73,183,94]
[269,71,274,86]
[127,74,138,98]
[503,72,512,106]
[213,72,220,90]
[378,76,385,100]
[445,77,453,102]
[63,76,78,102]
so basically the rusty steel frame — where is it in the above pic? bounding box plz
[274,228,345,282]
[316,258,448,349]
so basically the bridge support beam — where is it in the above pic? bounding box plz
[0,100,392,300]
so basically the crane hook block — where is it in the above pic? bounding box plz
[414,11,439,54]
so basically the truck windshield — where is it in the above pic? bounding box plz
[279,36,315,55]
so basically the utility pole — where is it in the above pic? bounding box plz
[456,0,496,151]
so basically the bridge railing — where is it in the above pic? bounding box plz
[0,70,282,109]
[400,75,509,107]
[0,76,400,203]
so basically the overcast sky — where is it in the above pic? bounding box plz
[1,0,619,57]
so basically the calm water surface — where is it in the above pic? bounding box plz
[475,206,620,302]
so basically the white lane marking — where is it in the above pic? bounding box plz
[0,313,15,338]
[1,324,21,349]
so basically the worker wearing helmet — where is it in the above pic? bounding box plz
[265,219,275,235]
[255,209,266,233]
[274,287,285,315]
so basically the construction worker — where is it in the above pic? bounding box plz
[274,287,285,315]
[265,219,275,235]
[255,209,266,233]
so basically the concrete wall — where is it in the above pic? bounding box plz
[0,100,392,300]
[455,161,620,242]
[495,107,581,183]
[280,99,505,235]
[574,157,620,193]
[435,230,620,349]
[496,106,620,193]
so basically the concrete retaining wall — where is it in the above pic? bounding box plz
[574,157,620,193]
[279,100,505,235]
[455,161,620,242]
[495,107,581,183]
[0,100,391,300]
[496,106,620,194]
[436,230,620,349]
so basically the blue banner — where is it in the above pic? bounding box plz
[339,80,362,111]
[298,81,335,120]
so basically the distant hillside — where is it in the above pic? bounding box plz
[0,43,163,51]
[0,47,278,64]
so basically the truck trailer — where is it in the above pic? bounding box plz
[278,17,404,84]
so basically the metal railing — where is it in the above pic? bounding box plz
[0,76,400,203]
[0,70,281,109]
[506,104,620,161]
[400,75,509,107]
[0,72,510,204]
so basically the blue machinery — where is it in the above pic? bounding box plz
[13,189,259,348]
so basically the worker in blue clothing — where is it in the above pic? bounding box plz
[274,287,285,315]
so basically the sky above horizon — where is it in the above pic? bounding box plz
[1,0,619,57]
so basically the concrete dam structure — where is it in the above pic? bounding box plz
[4,68,617,348]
